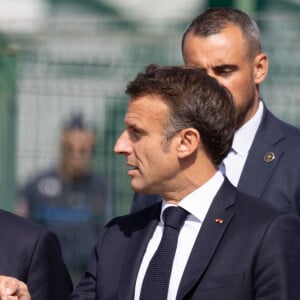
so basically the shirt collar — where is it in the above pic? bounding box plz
[161,171,224,223]
[232,101,264,156]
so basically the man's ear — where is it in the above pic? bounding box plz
[254,52,268,84]
[176,128,200,158]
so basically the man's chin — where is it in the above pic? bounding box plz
[131,186,146,194]
[131,182,154,195]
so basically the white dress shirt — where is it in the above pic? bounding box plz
[134,171,224,300]
[220,101,264,186]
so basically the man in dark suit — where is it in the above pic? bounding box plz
[71,65,300,299]
[0,209,73,299]
[131,7,300,215]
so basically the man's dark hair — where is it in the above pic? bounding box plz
[182,7,262,59]
[126,64,236,165]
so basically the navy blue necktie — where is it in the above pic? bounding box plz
[140,206,188,300]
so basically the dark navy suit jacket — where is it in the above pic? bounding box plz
[131,104,300,215]
[0,209,73,300]
[71,180,300,299]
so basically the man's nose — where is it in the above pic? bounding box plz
[114,131,131,155]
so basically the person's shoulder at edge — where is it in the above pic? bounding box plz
[230,185,300,232]
[0,208,67,254]
[261,104,300,137]
[0,208,73,296]
[0,208,46,231]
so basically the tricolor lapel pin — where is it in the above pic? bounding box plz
[215,218,223,224]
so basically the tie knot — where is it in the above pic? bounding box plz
[163,206,188,230]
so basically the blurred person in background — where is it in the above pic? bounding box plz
[16,114,109,284]
[131,7,300,216]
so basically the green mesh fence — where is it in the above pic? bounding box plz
[0,7,299,218]
[0,34,17,212]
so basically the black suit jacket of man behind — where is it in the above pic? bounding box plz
[71,179,300,299]
[132,104,300,215]
[0,209,73,300]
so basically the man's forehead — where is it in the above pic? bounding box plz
[184,37,247,68]
[125,95,170,125]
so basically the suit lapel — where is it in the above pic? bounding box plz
[177,180,236,299]
[237,106,283,199]
[237,139,282,198]
[117,204,161,300]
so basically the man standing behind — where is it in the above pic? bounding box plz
[71,65,300,299]
[131,7,300,215]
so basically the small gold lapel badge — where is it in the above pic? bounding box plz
[264,152,275,163]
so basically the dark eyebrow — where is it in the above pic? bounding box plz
[213,64,238,72]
